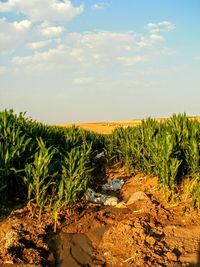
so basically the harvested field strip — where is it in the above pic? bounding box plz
[63,116,200,134]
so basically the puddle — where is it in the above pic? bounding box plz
[47,232,94,267]
[46,225,109,267]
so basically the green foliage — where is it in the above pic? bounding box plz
[0,110,31,202]
[52,144,93,231]
[23,138,56,219]
[0,109,105,227]
[0,109,200,226]
[107,113,200,199]
[60,146,92,207]
[185,174,200,209]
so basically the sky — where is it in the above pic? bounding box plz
[0,0,200,124]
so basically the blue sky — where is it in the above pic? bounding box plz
[0,0,200,124]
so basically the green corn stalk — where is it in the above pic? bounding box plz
[152,132,182,191]
[52,179,64,232]
[0,110,31,202]
[23,137,56,219]
[185,174,200,209]
[61,145,92,208]
[185,137,199,175]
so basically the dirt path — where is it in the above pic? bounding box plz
[0,168,200,266]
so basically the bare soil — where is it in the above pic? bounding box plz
[0,167,200,267]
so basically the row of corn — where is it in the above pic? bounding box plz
[0,110,199,227]
[106,114,200,207]
[0,110,105,229]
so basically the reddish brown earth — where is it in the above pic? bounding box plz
[0,167,200,266]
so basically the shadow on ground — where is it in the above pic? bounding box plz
[188,242,200,267]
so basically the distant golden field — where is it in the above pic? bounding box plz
[63,116,200,134]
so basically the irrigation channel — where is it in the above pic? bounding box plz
[40,170,200,267]
[0,111,200,266]
[47,227,108,266]
[1,168,200,266]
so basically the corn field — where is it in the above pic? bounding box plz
[0,110,200,225]
[0,110,105,226]
[106,114,200,207]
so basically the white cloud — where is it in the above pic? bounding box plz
[92,2,111,10]
[158,21,176,29]
[11,31,140,71]
[9,17,175,75]
[0,17,30,55]
[12,45,78,71]
[0,0,84,22]
[73,77,94,86]
[26,40,51,50]
[10,23,175,72]
[147,21,176,34]
[40,24,64,37]
[138,21,175,48]
[155,48,175,56]
[13,19,31,31]
[149,34,164,42]
[118,56,148,65]
[66,31,138,55]
[138,35,163,47]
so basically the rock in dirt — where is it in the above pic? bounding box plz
[115,202,127,208]
[126,191,149,205]
[103,196,119,206]
[4,230,19,249]
[166,251,177,261]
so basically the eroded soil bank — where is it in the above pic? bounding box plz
[0,167,200,267]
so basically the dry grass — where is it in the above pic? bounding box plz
[62,120,141,134]
[62,116,200,134]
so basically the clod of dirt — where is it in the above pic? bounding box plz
[115,202,127,208]
[0,210,50,267]
[93,217,184,266]
[126,191,149,205]
[4,230,19,249]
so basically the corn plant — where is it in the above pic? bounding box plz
[1,108,200,219]
[60,145,92,208]
[135,118,160,174]
[168,113,194,177]
[185,174,200,209]
[0,110,31,202]
[23,138,57,219]
[106,115,196,193]
[52,180,64,232]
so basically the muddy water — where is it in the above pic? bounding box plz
[59,233,93,266]
[48,226,109,266]
[48,233,93,266]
